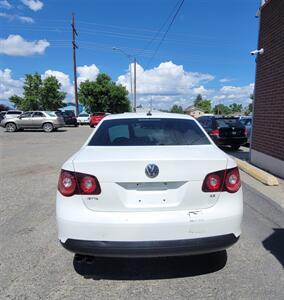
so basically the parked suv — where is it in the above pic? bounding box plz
[60,110,78,127]
[90,112,109,127]
[0,111,65,132]
[197,115,247,150]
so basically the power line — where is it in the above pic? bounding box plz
[136,0,182,57]
[146,0,185,67]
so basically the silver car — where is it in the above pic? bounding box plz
[239,116,252,145]
[0,111,65,132]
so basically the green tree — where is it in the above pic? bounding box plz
[170,104,184,114]
[193,94,212,113]
[40,76,66,110]
[229,103,243,113]
[213,104,231,115]
[78,73,130,113]
[10,73,66,111]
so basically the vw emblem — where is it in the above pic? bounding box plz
[145,164,159,178]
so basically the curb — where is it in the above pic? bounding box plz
[235,158,279,186]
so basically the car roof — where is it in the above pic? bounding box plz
[103,112,195,121]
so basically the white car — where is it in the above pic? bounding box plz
[77,112,90,125]
[56,113,243,257]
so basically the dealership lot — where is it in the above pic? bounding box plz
[0,127,283,299]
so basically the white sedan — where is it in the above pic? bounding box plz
[76,112,90,125]
[56,113,243,257]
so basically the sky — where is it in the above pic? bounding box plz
[0,0,260,110]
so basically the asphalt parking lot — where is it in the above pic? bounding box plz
[0,126,283,300]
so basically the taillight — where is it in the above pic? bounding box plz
[244,128,248,137]
[202,167,241,193]
[80,175,97,194]
[58,171,77,196]
[205,174,222,191]
[211,129,220,136]
[225,168,241,193]
[58,170,101,197]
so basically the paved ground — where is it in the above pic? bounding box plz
[0,127,283,300]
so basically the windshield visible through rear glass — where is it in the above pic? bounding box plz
[89,118,210,146]
[216,118,241,128]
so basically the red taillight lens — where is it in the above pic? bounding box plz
[202,167,241,193]
[80,176,97,194]
[58,170,101,197]
[202,170,225,192]
[58,171,77,196]
[211,129,220,136]
[205,174,222,191]
[225,168,241,193]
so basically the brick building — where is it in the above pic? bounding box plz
[251,0,284,178]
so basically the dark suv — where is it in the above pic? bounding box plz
[59,110,78,127]
[197,115,247,150]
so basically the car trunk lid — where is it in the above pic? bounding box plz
[72,145,228,212]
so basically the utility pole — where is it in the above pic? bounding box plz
[133,57,137,112]
[72,14,79,116]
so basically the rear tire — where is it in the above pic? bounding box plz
[5,122,17,132]
[230,145,240,150]
[90,125,94,128]
[42,122,54,132]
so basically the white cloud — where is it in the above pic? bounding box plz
[42,64,101,101]
[219,78,234,83]
[0,63,253,110]
[0,35,49,56]
[117,61,214,95]
[0,0,12,9]
[212,83,254,105]
[77,64,100,85]
[21,0,43,11]
[42,70,73,97]
[0,12,34,23]
[0,69,23,100]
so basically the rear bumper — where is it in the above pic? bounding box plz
[61,234,239,257]
[211,136,247,146]
[54,123,65,128]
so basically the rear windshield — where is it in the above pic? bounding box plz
[46,111,61,117]
[216,118,242,128]
[92,112,105,116]
[89,118,210,146]
[79,113,89,117]
[64,111,75,116]
[240,118,252,126]
[7,111,21,115]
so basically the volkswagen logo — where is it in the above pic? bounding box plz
[145,164,159,178]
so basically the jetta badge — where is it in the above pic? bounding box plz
[145,164,159,178]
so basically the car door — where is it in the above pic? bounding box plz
[32,111,46,128]
[17,112,33,128]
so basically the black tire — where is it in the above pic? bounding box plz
[74,124,78,127]
[42,122,54,132]
[90,125,94,128]
[230,145,240,151]
[5,122,17,132]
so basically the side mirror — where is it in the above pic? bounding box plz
[18,116,22,119]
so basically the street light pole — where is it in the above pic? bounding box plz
[133,57,137,112]
[113,47,137,112]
